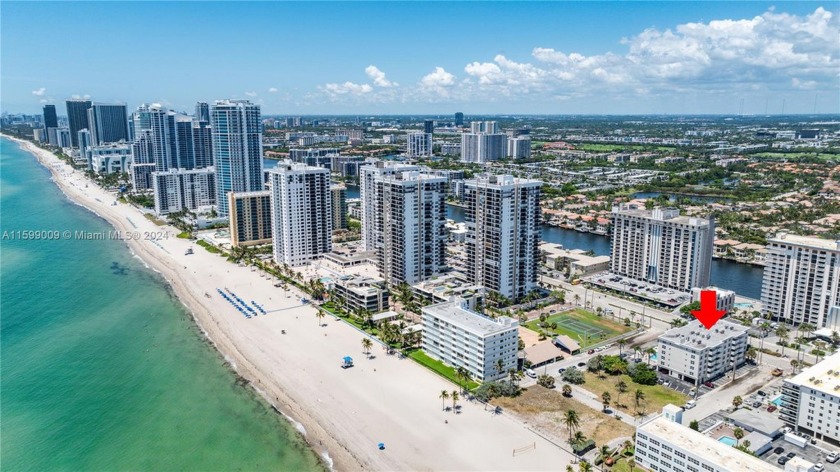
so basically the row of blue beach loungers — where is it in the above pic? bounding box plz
[216,288,267,319]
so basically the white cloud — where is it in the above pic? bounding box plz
[245,91,258,97]
[421,67,456,88]
[32,87,46,96]
[268,87,278,93]
[365,65,397,87]
[322,82,373,96]
[39,99,49,103]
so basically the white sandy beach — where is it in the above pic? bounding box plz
[9,136,576,471]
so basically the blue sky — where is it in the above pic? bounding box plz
[2,2,837,115]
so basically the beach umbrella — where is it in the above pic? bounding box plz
[378,443,385,450]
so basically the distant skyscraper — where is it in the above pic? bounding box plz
[465,174,542,301]
[331,184,348,231]
[195,102,210,123]
[65,99,92,147]
[78,129,92,169]
[470,121,498,134]
[406,132,433,157]
[42,105,58,129]
[175,115,196,169]
[424,119,434,134]
[269,162,332,266]
[211,100,263,217]
[146,105,179,172]
[454,112,464,126]
[87,102,129,145]
[507,137,531,159]
[461,133,507,163]
[192,120,213,169]
[610,204,714,291]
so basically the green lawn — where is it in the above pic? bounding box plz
[753,152,839,161]
[408,350,479,390]
[579,372,687,416]
[576,143,676,152]
[196,239,221,254]
[523,309,633,348]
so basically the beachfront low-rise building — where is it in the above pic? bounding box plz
[88,142,133,175]
[332,275,389,314]
[635,415,779,472]
[412,273,485,310]
[780,351,840,446]
[228,190,272,247]
[421,299,518,382]
[152,167,217,216]
[657,319,749,385]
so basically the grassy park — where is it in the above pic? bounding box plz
[408,350,479,390]
[523,309,634,348]
[579,372,687,416]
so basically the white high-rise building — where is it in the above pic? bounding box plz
[657,320,749,385]
[152,167,217,215]
[360,161,447,285]
[464,174,542,302]
[268,162,332,267]
[406,132,433,157]
[460,133,507,163]
[636,415,779,472]
[212,100,263,217]
[506,136,531,159]
[610,204,714,291]
[421,299,518,381]
[761,233,840,327]
[360,161,420,251]
[469,121,498,134]
[780,352,840,446]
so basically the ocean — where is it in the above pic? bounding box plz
[0,137,323,471]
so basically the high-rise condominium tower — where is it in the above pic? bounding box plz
[211,100,263,217]
[65,99,92,147]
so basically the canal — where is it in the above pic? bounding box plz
[445,204,764,299]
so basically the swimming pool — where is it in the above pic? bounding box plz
[734,302,754,309]
[719,436,737,446]
[772,396,783,406]
[650,354,658,362]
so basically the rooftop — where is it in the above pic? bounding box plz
[465,173,542,189]
[786,351,840,396]
[659,319,748,350]
[639,416,778,472]
[769,232,840,251]
[612,204,711,227]
[422,300,517,337]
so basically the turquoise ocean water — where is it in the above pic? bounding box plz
[0,137,323,471]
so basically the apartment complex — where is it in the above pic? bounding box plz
[460,132,507,163]
[464,174,542,302]
[541,243,610,278]
[657,320,749,385]
[152,167,217,216]
[406,132,432,157]
[87,102,129,145]
[211,100,263,216]
[268,162,332,266]
[780,352,840,446]
[761,233,840,328]
[65,99,92,147]
[228,190,272,247]
[421,299,518,381]
[332,275,390,314]
[506,136,531,159]
[610,204,714,291]
[635,416,779,472]
[87,142,133,175]
[360,161,447,285]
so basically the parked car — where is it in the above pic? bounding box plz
[773,447,785,455]
[558,368,567,374]
[577,362,586,367]
[814,463,824,471]
[684,400,696,409]
[778,457,789,465]
[752,401,762,408]
[787,452,797,459]
[587,349,595,354]
[826,451,839,463]
[703,381,715,388]
[757,390,767,397]
[525,369,537,378]
[767,405,777,412]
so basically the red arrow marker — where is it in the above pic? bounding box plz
[691,290,726,330]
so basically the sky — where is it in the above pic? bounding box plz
[1,1,838,116]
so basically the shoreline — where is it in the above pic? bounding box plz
[7,135,576,471]
[6,136,350,471]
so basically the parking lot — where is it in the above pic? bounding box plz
[758,435,840,471]
[583,273,691,308]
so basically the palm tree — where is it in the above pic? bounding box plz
[776,326,790,356]
[618,339,627,356]
[634,389,646,414]
[563,409,580,443]
[732,395,743,408]
[598,445,612,464]
[644,347,656,366]
[456,366,471,392]
[562,384,572,397]
[602,391,612,412]
[745,347,757,364]
[362,338,373,356]
[790,359,799,374]
[439,390,450,411]
[573,293,581,306]
[615,380,628,408]
[495,358,504,378]
[451,390,459,410]
[316,311,325,326]
[565,466,574,472]
[733,427,744,446]
[578,459,592,472]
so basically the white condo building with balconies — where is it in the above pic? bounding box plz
[780,352,840,446]
[657,319,749,385]
[761,233,840,328]
[421,299,518,381]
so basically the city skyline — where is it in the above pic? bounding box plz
[2,2,838,115]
